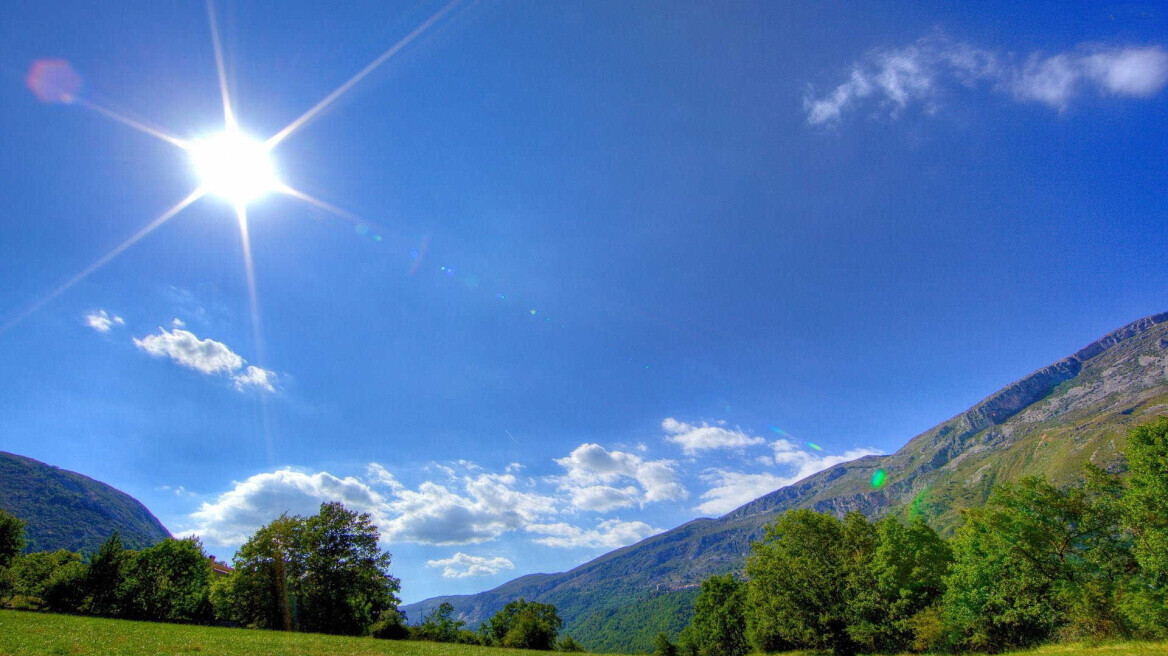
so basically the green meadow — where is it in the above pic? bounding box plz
[3,610,1167,656]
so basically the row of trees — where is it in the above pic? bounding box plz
[0,501,403,636]
[667,417,1168,656]
[1,500,576,651]
[0,521,214,622]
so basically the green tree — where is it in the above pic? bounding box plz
[1121,417,1168,636]
[1124,417,1168,583]
[215,502,400,637]
[0,510,26,569]
[485,598,563,650]
[369,607,410,639]
[745,509,860,655]
[214,514,303,629]
[653,631,678,656]
[297,501,400,635]
[557,634,585,652]
[84,532,130,617]
[122,537,213,622]
[848,516,952,652]
[688,574,748,656]
[942,473,1132,650]
[415,602,465,642]
[8,549,82,607]
[43,557,87,612]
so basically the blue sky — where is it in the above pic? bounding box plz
[0,0,1165,603]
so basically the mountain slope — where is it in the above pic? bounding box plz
[0,452,170,554]
[403,312,1168,652]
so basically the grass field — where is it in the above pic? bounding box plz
[1,610,1165,656]
[0,610,596,656]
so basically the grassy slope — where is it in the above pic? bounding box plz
[0,610,624,656]
[1,611,1164,656]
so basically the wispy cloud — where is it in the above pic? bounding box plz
[133,326,276,392]
[695,441,881,515]
[526,518,661,549]
[426,552,515,578]
[84,309,124,333]
[805,34,1168,125]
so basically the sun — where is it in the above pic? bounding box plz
[189,130,279,205]
[1,0,463,338]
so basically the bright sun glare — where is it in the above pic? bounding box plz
[189,131,279,205]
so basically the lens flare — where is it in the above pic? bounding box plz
[871,468,887,489]
[26,59,81,103]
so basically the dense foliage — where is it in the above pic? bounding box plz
[482,598,563,650]
[213,502,400,636]
[679,574,748,656]
[675,417,1168,655]
[0,452,170,554]
[0,510,24,569]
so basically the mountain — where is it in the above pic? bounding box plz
[403,312,1168,652]
[0,452,170,554]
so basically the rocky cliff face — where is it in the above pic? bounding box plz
[404,313,1168,653]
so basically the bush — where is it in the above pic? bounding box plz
[485,598,562,650]
[557,634,585,652]
[370,609,409,640]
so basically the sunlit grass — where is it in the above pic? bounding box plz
[0,610,616,656]
[2,611,1165,656]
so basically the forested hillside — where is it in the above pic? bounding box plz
[0,452,169,554]
[405,312,1168,653]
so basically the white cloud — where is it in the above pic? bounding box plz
[565,485,641,513]
[381,472,558,545]
[186,468,389,545]
[134,326,244,374]
[171,318,186,328]
[232,365,276,392]
[554,443,687,511]
[662,418,766,454]
[186,464,560,548]
[426,552,515,578]
[133,326,276,393]
[526,518,661,549]
[695,442,882,516]
[806,35,1168,125]
[85,310,124,333]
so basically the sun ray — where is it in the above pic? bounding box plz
[234,203,276,463]
[276,183,369,226]
[234,204,262,351]
[0,187,206,335]
[205,0,237,130]
[265,0,462,149]
[76,98,189,150]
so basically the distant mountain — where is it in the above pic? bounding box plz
[404,312,1168,653]
[0,452,170,554]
